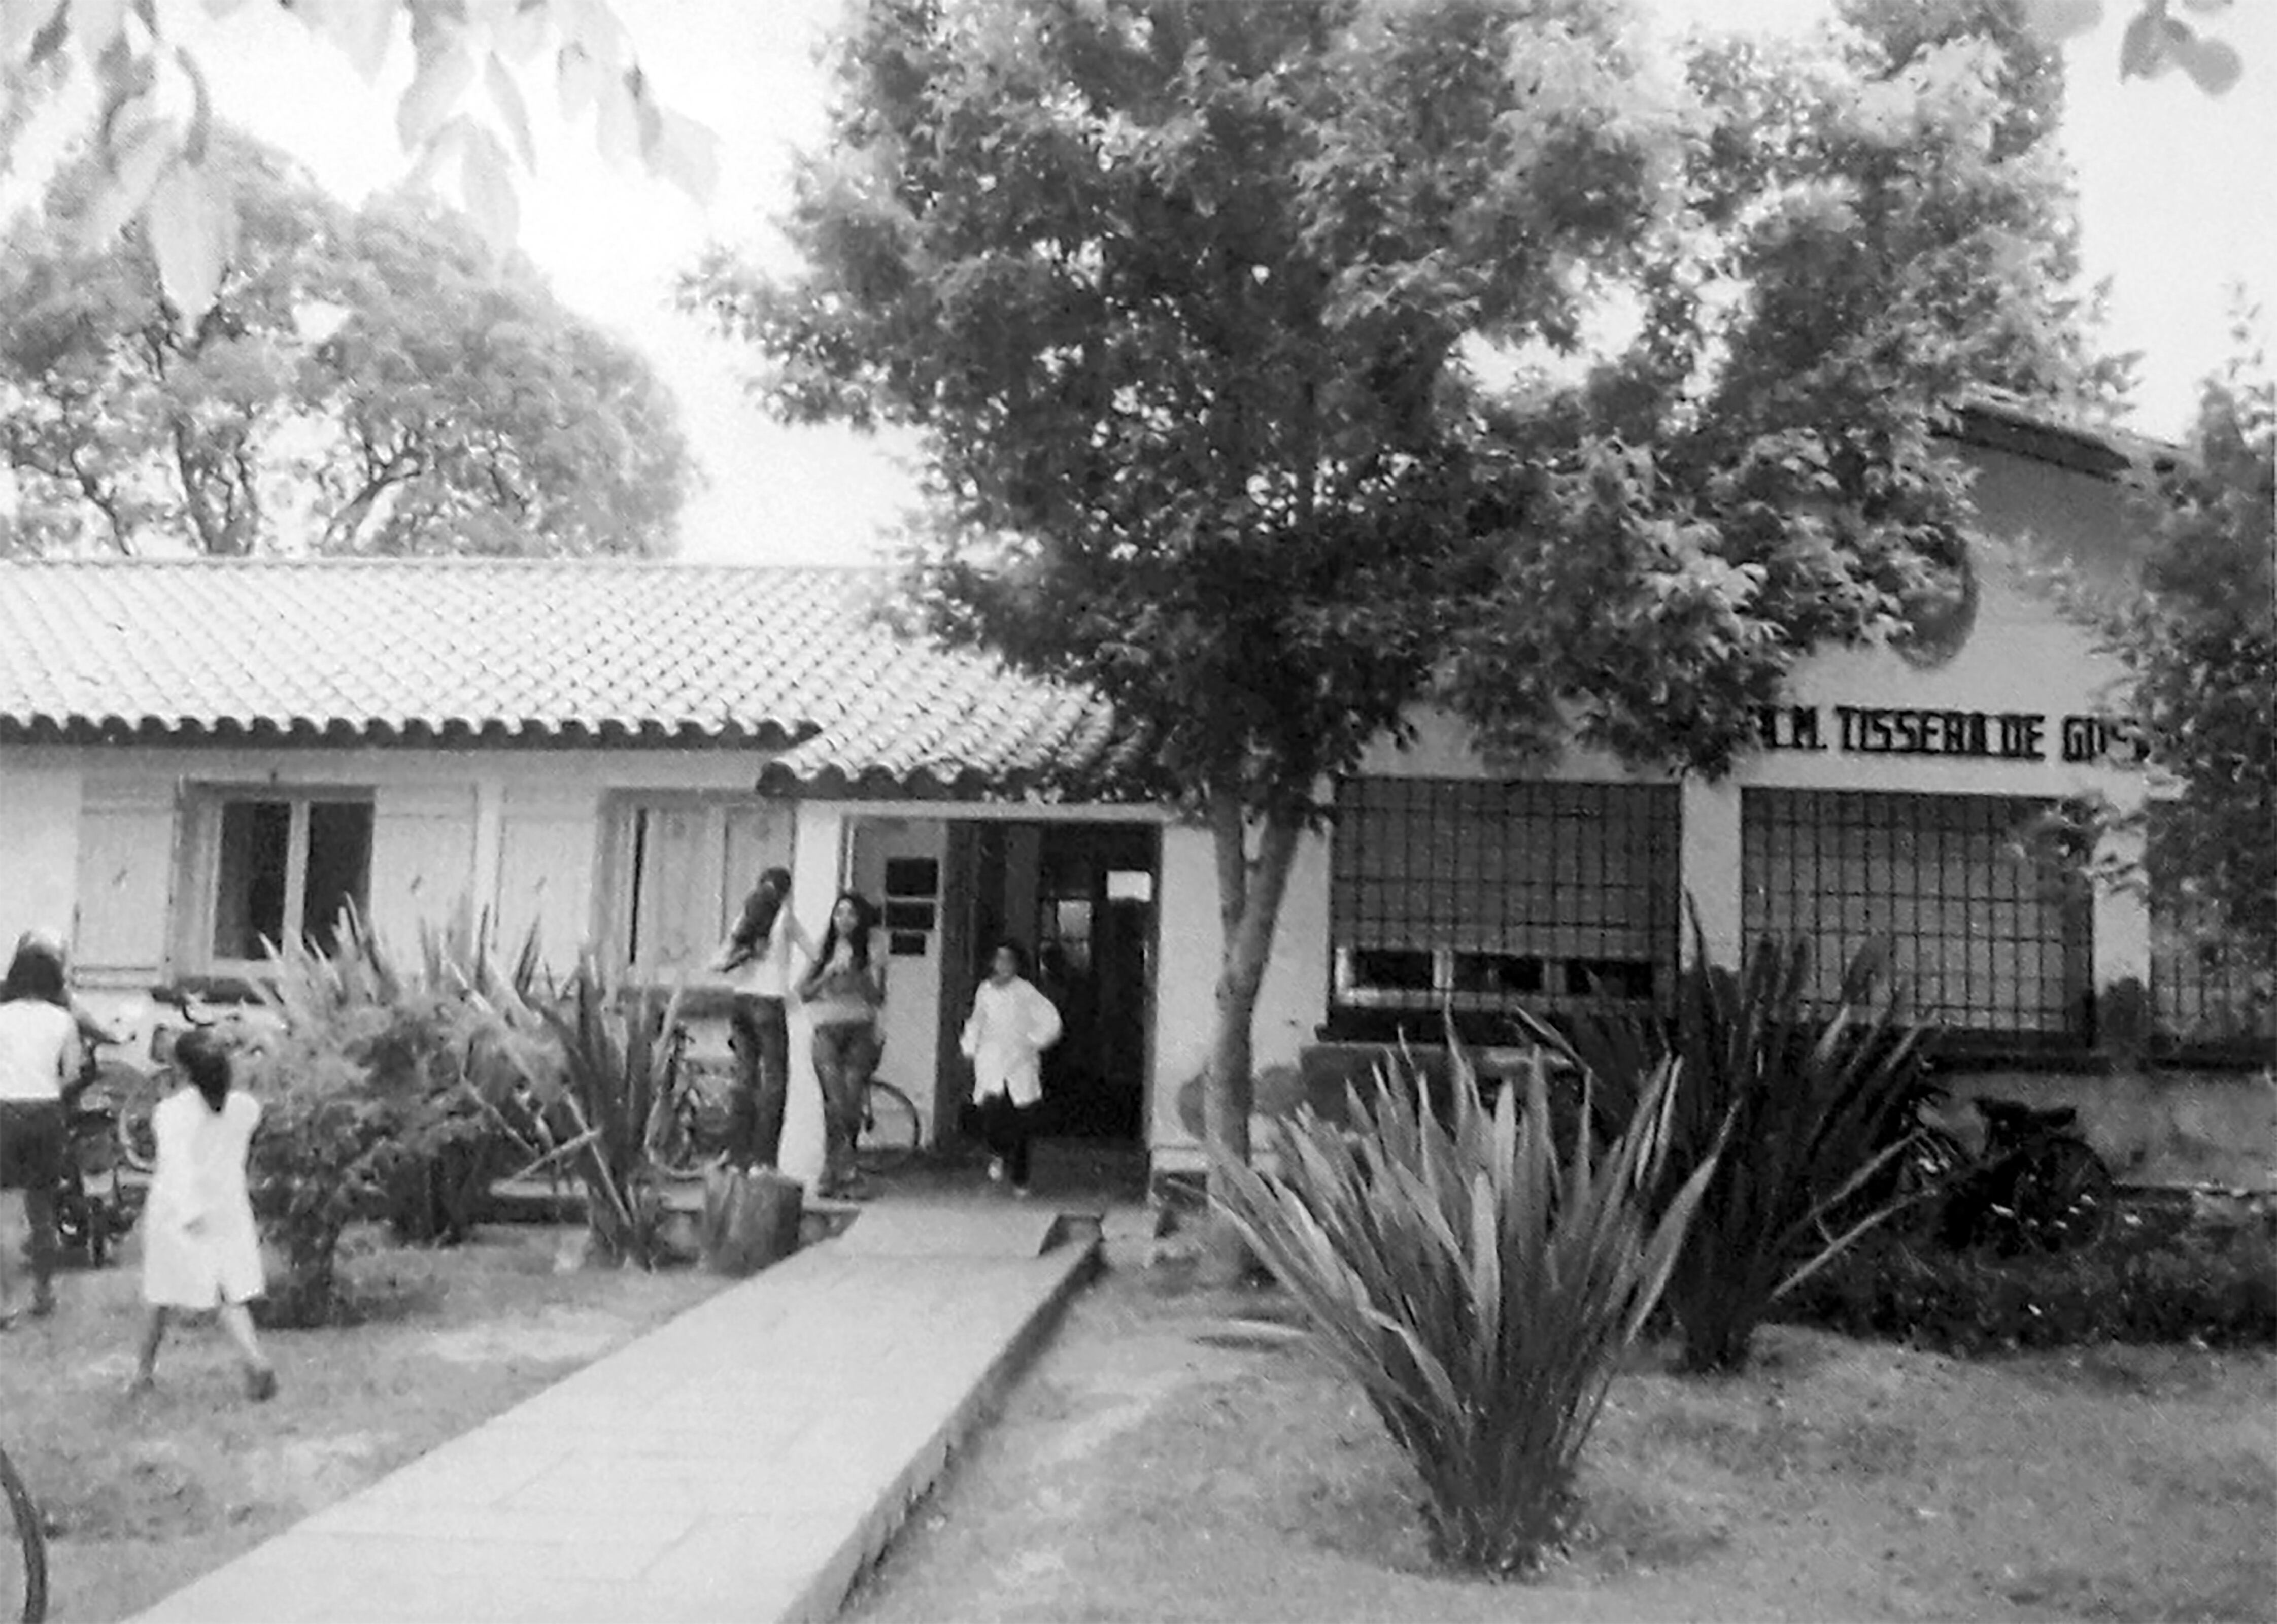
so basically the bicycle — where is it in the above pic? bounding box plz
[650,1022,739,1176]
[855,1078,922,1168]
[50,1050,139,1268]
[2,1438,48,1623]
[113,986,247,1175]
[1914,1093,2117,1255]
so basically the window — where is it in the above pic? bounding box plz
[203,792,374,964]
[882,856,941,958]
[1742,790,2090,1045]
[614,797,793,976]
[1329,778,1680,1038]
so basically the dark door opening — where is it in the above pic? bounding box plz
[944,821,1157,1143]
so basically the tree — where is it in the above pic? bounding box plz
[684,0,2108,1263]
[2,130,692,557]
[1,0,713,327]
[1441,6,2121,770]
[688,0,1685,1263]
[2103,352,2276,1006]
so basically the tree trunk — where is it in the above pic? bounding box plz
[1199,792,1304,1283]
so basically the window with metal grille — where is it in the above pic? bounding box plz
[1329,778,1680,1039]
[1742,790,2090,1045]
[2147,807,2273,1053]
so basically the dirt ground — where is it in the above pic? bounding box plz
[0,1224,721,1624]
[849,1253,2277,1624]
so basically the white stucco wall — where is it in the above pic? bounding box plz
[0,751,85,953]
[1146,819,1334,1159]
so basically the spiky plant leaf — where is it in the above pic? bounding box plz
[1213,1028,1717,1575]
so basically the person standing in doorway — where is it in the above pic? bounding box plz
[0,935,79,1326]
[132,1031,277,1400]
[709,866,813,1171]
[960,941,1063,1198]
[797,892,887,1200]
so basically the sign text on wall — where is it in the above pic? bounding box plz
[1755,705,2144,765]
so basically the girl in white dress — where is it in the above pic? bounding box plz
[959,940,1063,1197]
[132,1031,277,1400]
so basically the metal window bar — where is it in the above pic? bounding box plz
[1740,789,2091,1044]
[1329,777,1680,1037]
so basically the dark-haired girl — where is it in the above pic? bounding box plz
[959,940,1062,1197]
[133,1031,276,1400]
[0,934,78,1324]
[797,891,886,1199]
[709,866,814,1170]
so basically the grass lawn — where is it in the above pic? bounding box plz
[1,1223,723,1624]
[849,1254,2277,1624]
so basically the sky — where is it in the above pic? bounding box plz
[14,0,2276,564]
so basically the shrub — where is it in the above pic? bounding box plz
[1781,1226,2277,1353]
[244,1032,400,1327]
[1530,919,1938,1374]
[511,957,681,1270]
[243,904,553,1321]
[1211,1034,1718,1575]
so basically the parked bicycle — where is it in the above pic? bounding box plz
[650,1023,739,1175]
[49,1050,139,1268]
[112,986,254,1175]
[2,1439,47,1623]
[1911,1093,2117,1255]
[854,1077,922,1169]
[649,1023,924,1173]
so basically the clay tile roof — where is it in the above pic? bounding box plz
[0,557,1148,799]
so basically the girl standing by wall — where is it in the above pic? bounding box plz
[960,940,1063,1198]
[132,1031,277,1400]
[797,892,887,1200]
[709,866,814,1171]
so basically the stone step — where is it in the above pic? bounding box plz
[827,1200,1063,1260]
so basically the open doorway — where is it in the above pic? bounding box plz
[940,821,1158,1144]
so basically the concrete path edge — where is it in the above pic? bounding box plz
[779,1234,1102,1624]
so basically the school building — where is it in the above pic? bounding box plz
[1,396,2269,1188]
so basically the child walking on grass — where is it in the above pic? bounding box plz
[132,1031,277,1401]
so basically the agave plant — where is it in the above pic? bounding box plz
[1211,1033,1719,1575]
[1527,913,1938,1374]
[516,956,682,1269]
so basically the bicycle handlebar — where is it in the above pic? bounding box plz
[146,984,222,1026]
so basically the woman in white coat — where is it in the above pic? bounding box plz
[959,940,1063,1197]
[132,1031,277,1401]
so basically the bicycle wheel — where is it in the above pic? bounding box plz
[106,1061,167,1175]
[857,1081,923,1167]
[1,1441,50,1624]
[2014,1138,2116,1253]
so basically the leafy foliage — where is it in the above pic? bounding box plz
[241,901,552,1323]
[1211,1037,1719,1574]
[519,957,681,1271]
[2104,356,2276,1003]
[2019,0,2246,96]
[2,0,713,326]
[1,130,691,557]
[685,0,2109,1235]
[1444,10,2123,772]
[1785,1202,2277,1352]
[1530,923,1939,1374]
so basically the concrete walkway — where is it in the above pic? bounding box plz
[132,1204,1099,1624]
